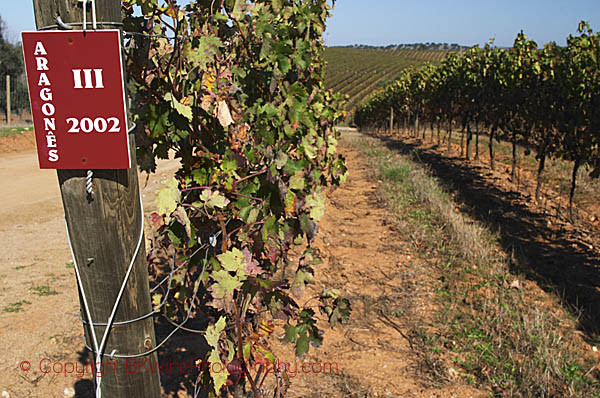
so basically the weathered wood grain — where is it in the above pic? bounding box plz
[32,1,162,396]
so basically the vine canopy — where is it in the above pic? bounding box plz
[122,0,348,394]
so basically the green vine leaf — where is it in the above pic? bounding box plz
[296,331,310,357]
[205,316,227,349]
[289,172,305,190]
[208,349,228,391]
[231,0,246,20]
[217,248,246,274]
[283,308,323,357]
[301,134,317,159]
[306,191,326,221]
[211,270,244,299]
[319,289,351,327]
[155,177,180,215]
[199,189,230,209]
[164,93,192,122]
[291,267,313,297]
[187,35,223,71]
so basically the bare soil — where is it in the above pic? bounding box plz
[263,133,487,397]
[0,132,487,397]
[0,130,37,154]
[372,129,600,340]
[0,140,181,398]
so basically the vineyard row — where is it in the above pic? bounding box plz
[355,22,600,211]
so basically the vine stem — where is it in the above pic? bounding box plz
[229,192,264,202]
[235,169,267,185]
[233,300,260,396]
[180,185,215,193]
[301,294,321,308]
[227,220,265,240]
[218,215,229,253]
[181,203,211,219]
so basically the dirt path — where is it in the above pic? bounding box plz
[0,134,484,397]
[0,147,180,398]
[0,150,78,397]
[266,133,486,397]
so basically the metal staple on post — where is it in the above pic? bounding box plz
[86,170,94,195]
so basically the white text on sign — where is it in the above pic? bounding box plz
[66,117,121,133]
[72,69,105,89]
[34,41,59,162]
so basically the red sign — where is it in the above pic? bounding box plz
[22,30,130,169]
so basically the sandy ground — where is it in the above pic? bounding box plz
[0,133,485,397]
[263,133,486,397]
[0,145,180,397]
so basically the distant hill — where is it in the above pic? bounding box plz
[330,42,470,51]
[323,47,447,118]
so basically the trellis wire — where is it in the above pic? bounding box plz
[38,18,180,40]
[66,190,144,398]
[69,195,230,397]
[79,240,214,358]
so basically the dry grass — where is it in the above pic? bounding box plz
[348,134,599,397]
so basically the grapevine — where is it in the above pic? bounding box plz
[122,0,350,395]
[356,22,600,212]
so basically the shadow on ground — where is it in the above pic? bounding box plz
[364,131,600,341]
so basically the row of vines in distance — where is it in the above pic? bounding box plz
[323,47,448,114]
[355,23,600,211]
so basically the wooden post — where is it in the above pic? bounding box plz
[31,1,161,397]
[414,113,419,137]
[389,106,393,134]
[6,75,10,126]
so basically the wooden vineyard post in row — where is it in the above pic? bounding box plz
[30,0,161,396]
[6,75,11,126]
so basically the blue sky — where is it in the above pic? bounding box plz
[326,1,600,47]
[2,1,599,48]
